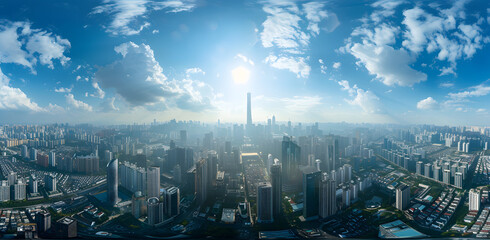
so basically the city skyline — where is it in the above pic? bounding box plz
[0,0,488,126]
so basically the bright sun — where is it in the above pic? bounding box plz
[231,66,250,84]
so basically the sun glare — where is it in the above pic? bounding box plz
[232,66,250,84]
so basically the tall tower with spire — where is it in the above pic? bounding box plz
[247,92,252,126]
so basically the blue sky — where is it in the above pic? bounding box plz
[0,0,488,126]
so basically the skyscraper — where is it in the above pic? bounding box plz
[36,211,51,233]
[45,174,57,192]
[49,151,56,167]
[196,159,208,205]
[132,191,147,218]
[165,187,180,217]
[443,169,451,185]
[270,163,282,217]
[107,158,118,206]
[147,166,161,199]
[302,168,321,220]
[247,92,252,126]
[257,182,273,223]
[147,197,163,226]
[454,172,463,188]
[396,183,410,210]
[282,136,301,186]
[319,173,337,219]
[469,188,481,211]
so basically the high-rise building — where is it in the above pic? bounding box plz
[207,153,218,187]
[147,197,163,226]
[424,163,431,178]
[180,130,187,146]
[454,172,463,188]
[104,150,112,164]
[416,161,423,175]
[120,161,146,194]
[74,154,99,174]
[302,168,321,220]
[0,180,10,202]
[45,174,57,192]
[247,92,252,126]
[319,173,337,218]
[55,217,77,238]
[147,166,161,199]
[443,169,451,185]
[282,136,301,186]
[469,189,481,211]
[132,191,147,218]
[165,187,180,217]
[36,211,51,233]
[29,176,38,194]
[270,163,282,217]
[344,164,352,183]
[7,172,17,185]
[21,145,28,158]
[29,148,37,161]
[196,159,208,205]
[257,182,273,223]
[11,180,26,200]
[342,186,350,208]
[433,165,441,181]
[49,151,56,167]
[396,183,410,210]
[107,158,119,206]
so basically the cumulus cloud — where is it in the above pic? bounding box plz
[448,83,490,100]
[54,87,72,93]
[0,20,70,72]
[417,97,439,110]
[338,80,381,113]
[100,97,119,112]
[259,1,338,78]
[90,81,105,99]
[185,67,205,76]
[91,0,196,36]
[370,0,406,23]
[65,94,93,112]
[332,62,341,69]
[94,42,214,111]
[264,54,310,78]
[0,67,43,112]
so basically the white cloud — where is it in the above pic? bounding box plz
[0,21,70,72]
[264,54,310,78]
[332,62,341,69]
[235,54,254,66]
[440,82,454,88]
[370,0,406,23]
[65,93,93,112]
[45,103,64,112]
[54,87,72,93]
[348,42,427,86]
[448,84,490,100]
[303,2,339,34]
[90,81,105,99]
[338,80,380,113]
[0,67,43,112]
[476,108,486,113]
[260,4,307,50]
[185,67,205,76]
[417,97,439,110]
[100,97,119,112]
[319,58,327,74]
[91,0,196,36]
[94,42,214,111]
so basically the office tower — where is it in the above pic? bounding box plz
[30,176,38,194]
[454,172,463,188]
[344,164,352,183]
[38,154,49,167]
[104,150,112,163]
[30,148,37,161]
[303,168,321,220]
[36,211,51,233]
[247,92,252,126]
[433,165,441,181]
[396,183,410,210]
[257,182,273,223]
[173,164,182,183]
[270,163,282,217]
[49,151,56,167]
[0,180,10,202]
[342,186,350,208]
[45,174,57,192]
[147,197,163,226]
[315,159,321,172]
[416,161,423,175]
[147,166,161,198]
[351,182,359,200]
[319,173,337,218]
[207,153,218,187]
[8,171,17,185]
[469,189,481,211]
[74,154,99,174]
[55,217,77,238]
[338,166,345,184]
[120,162,147,194]
[196,159,208,204]
[165,187,180,217]
[107,158,118,206]
[21,145,28,158]
[180,130,187,146]
[132,191,147,218]
[443,169,451,185]
[424,163,431,178]
[282,136,301,186]
[11,180,26,200]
